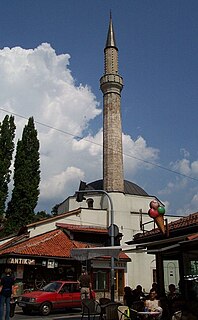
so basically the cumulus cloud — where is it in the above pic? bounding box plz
[158,151,198,215]
[123,134,159,175]
[170,152,198,179]
[0,43,160,212]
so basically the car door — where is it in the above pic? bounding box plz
[70,283,81,307]
[55,283,73,309]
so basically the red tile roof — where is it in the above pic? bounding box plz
[0,233,30,250]
[187,233,198,240]
[134,212,198,240]
[0,229,86,258]
[0,228,129,261]
[56,223,108,234]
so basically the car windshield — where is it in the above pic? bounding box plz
[42,282,62,292]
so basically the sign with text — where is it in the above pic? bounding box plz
[7,258,35,265]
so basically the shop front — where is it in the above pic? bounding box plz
[127,213,198,317]
[0,255,80,295]
[0,227,130,301]
[91,259,127,301]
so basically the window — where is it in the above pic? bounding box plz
[93,270,108,290]
[153,269,157,284]
[61,284,70,293]
[87,198,94,209]
[71,283,80,293]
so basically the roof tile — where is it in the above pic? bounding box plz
[0,228,129,261]
[134,212,198,240]
[56,223,108,234]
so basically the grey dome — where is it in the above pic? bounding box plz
[86,179,148,196]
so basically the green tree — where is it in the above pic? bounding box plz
[34,211,51,222]
[0,115,16,219]
[51,204,59,216]
[6,117,40,234]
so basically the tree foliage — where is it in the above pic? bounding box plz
[34,211,52,222]
[0,115,16,219]
[51,204,59,216]
[6,117,40,234]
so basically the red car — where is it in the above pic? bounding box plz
[18,280,95,316]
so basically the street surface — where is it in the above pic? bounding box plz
[12,307,86,320]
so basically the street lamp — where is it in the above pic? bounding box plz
[76,187,115,301]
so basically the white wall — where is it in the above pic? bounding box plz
[55,192,178,292]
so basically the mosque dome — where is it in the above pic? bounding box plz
[85,179,148,196]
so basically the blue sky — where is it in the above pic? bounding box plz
[0,0,198,216]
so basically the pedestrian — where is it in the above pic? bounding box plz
[78,269,92,300]
[0,268,15,320]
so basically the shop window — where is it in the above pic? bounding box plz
[190,260,198,275]
[93,270,108,290]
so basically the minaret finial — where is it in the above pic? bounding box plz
[105,11,117,48]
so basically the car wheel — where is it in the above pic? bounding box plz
[22,307,32,315]
[39,302,52,316]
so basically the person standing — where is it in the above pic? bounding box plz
[78,269,91,300]
[0,268,15,320]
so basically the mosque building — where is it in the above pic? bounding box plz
[57,15,178,293]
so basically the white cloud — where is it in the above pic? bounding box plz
[170,154,198,178]
[171,158,191,176]
[123,134,159,175]
[157,151,198,215]
[0,43,161,212]
[40,166,84,200]
[180,148,190,159]
[191,160,198,176]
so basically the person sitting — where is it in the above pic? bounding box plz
[167,284,179,300]
[123,286,134,308]
[132,285,145,301]
[151,283,160,298]
[144,288,163,319]
[167,284,182,317]
[131,285,145,312]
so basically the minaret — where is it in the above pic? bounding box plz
[100,14,124,193]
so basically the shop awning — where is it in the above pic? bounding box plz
[71,246,121,260]
[71,244,146,261]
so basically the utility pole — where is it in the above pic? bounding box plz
[76,188,115,301]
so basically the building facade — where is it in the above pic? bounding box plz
[57,16,179,292]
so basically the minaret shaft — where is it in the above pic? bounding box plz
[100,16,124,193]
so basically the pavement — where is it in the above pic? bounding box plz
[14,304,92,320]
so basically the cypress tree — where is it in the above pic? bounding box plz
[0,115,16,219]
[6,117,40,233]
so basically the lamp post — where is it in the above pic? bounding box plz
[76,188,115,301]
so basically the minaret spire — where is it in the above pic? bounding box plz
[105,12,117,48]
[100,14,124,193]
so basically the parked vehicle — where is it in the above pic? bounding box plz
[18,280,95,316]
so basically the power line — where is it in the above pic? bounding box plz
[1,107,198,183]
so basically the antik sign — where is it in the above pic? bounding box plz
[7,258,35,265]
